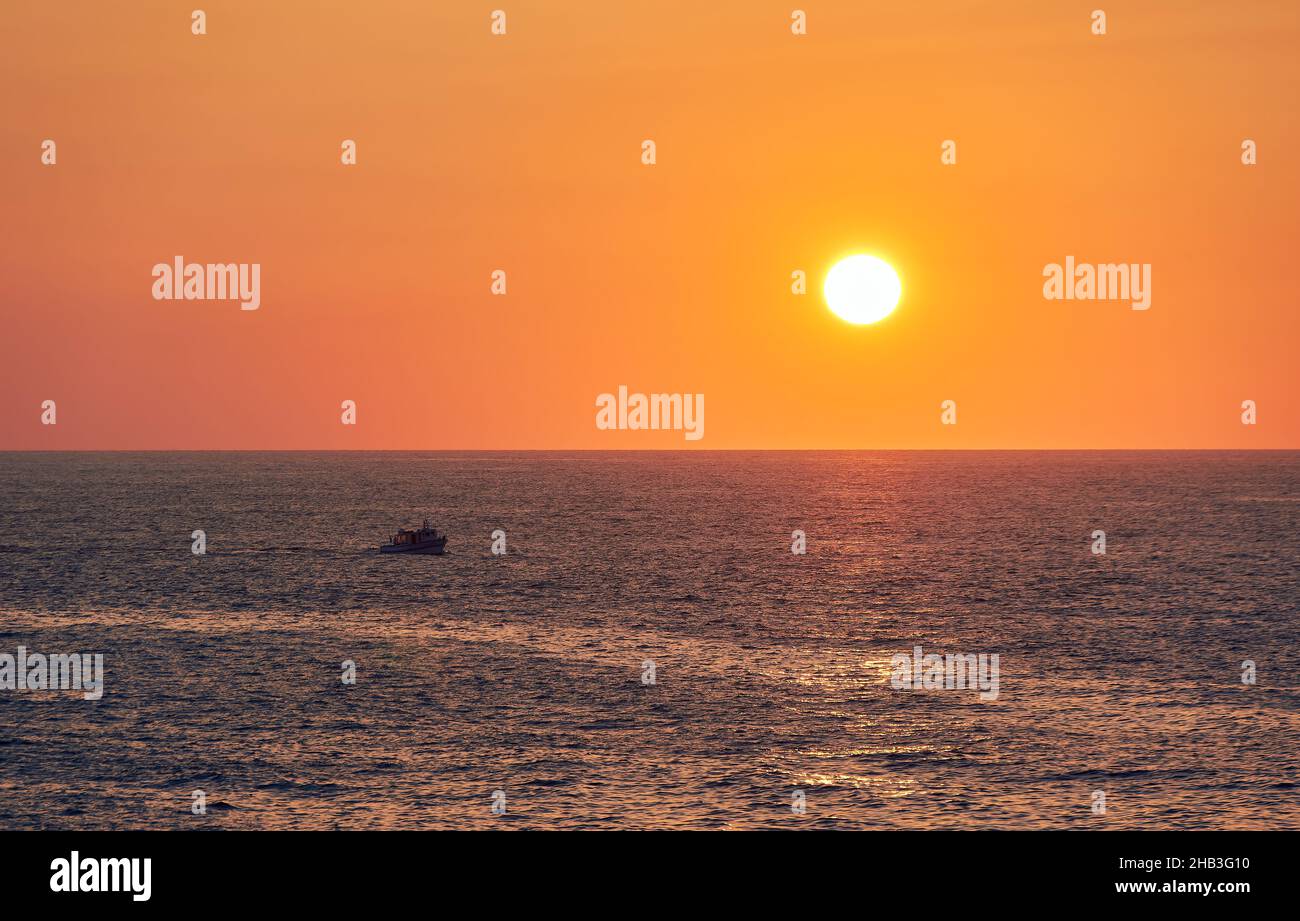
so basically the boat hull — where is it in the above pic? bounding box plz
[380,540,446,555]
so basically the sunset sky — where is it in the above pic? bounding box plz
[2,0,1296,449]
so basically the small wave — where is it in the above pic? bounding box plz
[1029,768,1201,783]
[254,780,343,794]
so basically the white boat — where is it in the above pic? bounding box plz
[381,519,447,555]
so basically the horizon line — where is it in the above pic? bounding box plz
[2,448,1297,454]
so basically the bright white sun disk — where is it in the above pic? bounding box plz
[823,255,901,325]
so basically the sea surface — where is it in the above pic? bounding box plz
[1,451,1297,830]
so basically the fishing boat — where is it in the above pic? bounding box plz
[380,519,447,555]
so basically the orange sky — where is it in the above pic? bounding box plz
[2,1,1296,449]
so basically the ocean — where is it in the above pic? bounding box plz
[1,451,1297,829]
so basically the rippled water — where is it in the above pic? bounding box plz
[1,451,1297,829]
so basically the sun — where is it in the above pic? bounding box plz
[823,255,901,325]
